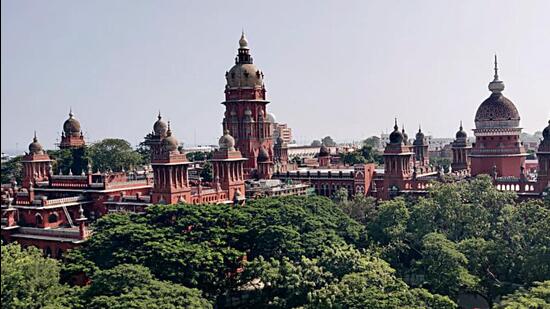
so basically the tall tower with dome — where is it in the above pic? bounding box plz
[59,109,85,149]
[221,32,274,178]
[470,56,527,178]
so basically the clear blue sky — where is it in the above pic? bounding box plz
[2,0,549,152]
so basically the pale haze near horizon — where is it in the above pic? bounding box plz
[2,0,549,153]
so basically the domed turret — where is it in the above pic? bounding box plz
[402,126,409,145]
[456,121,467,139]
[413,126,426,146]
[219,130,236,151]
[153,112,168,137]
[257,147,270,162]
[389,119,404,144]
[162,122,179,152]
[267,113,276,124]
[475,56,520,129]
[239,30,249,49]
[28,132,44,155]
[226,32,264,89]
[63,109,81,137]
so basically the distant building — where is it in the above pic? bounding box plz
[273,123,293,144]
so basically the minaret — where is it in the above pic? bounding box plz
[318,143,331,167]
[382,119,414,199]
[221,32,273,178]
[59,109,85,149]
[150,122,191,204]
[211,130,247,202]
[22,132,52,188]
[256,147,273,179]
[470,56,527,177]
[413,125,429,167]
[451,121,472,173]
[273,136,289,172]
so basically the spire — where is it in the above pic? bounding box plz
[488,54,505,94]
[493,54,499,81]
[166,121,172,136]
[459,120,463,131]
[158,110,162,120]
[33,130,37,142]
[394,118,398,131]
[69,107,73,118]
[236,30,252,64]
[239,30,249,49]
[418,124,422,133]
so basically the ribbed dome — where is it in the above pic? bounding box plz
[28,134,43,154]
[63,111,81,136]
[389,122,403,144]
[456,122,467,139]
[162,126,178,152]
[413,128,426,146]
[226,63,264,88]
[402,128,409,145]
[219,130,235,151]
[257,147,270,162]
[226,32,264,89]
[153,113,167,137]
[475,93,520,129]
[475,57,520,129]
[267,113,276,123]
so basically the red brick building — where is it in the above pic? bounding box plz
[221,32,279,178]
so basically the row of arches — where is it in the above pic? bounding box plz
[496,183,535,192]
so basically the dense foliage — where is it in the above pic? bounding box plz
[3,175,549,308]
[1,243,75,309]
[1,155,23,184]
[85,138,143,172]
[340,137,384,166]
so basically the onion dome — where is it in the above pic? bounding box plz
[456,121,467,139]
[413,126,426,145]
[257,147,270,162]
[319,144,330,157]
[63,109,81,136]
[226,31,264,89]
[219,130,236,151]
[28,132,44,154]
[389,119,404,144]
[239,31,249,49]
[162,122,179,152]
[475,56,520,129]
[402,126,409,145]
[153,112,168,137]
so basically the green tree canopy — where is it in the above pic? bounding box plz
[1,243,75,309]
[494,281,550,309]
[321,136,337,147]
[86,138,142,172]
[81,264,211,309]
[1,155,23,184]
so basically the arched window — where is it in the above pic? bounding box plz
[35,214,43,226]
[48,212,58,223]
[57,249,64,259]
[45,247,52,257]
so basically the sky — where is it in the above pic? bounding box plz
[2,0,550,152]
